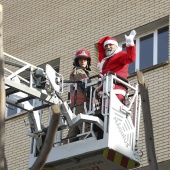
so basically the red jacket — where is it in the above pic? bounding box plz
[97,36,136,79]
[101,46,136,79]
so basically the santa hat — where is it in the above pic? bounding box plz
[103,37,118,47]
[97,36,118,62]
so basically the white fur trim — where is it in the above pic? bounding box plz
[113,89,126,96]
[97,62,101,68]
[99,46,122,72]
[114,46,122,54]
[104,40,118,47]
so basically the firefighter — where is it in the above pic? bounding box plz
[97,30,136,102]
[66,48,92,142]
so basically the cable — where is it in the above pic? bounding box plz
[55,91,63,103]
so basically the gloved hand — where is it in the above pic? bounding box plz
[124,30,136,46]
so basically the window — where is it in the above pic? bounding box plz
[121,25,169,74]
[6,104,21,117]
[158,26,169,63]
[140,33,154,70]
[6,94,32,118]
[122,41,136,74]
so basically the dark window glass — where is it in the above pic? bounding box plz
[29,99,34,105]
[122,44,126,51]
[6,103,24,117]
[158,26,169,63]
[129,60,135,74]
[6,104,18,117]
[122,41,136,74]
[55,67,59,73]
[129,40,136,74]
[140,34,153,70]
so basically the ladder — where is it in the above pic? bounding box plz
[4,53,142,170]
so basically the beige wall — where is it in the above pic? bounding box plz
[1,0,170,169]
[5,113,30,170]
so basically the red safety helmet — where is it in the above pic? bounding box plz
[73,49,91,67]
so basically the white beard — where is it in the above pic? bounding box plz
[105,49,116,57]
[98,46,123,73]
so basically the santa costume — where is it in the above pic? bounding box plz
[97,36,136,101]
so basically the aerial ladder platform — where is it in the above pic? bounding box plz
[4,53,142,170]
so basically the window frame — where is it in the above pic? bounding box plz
[120,24,169,75]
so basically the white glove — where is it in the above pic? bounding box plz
[124,30,136,47]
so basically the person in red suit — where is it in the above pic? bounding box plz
[97,30,136,102]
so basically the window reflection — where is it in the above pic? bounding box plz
[122,42,136,74]
[6,104,18,117]
[140,34,153,70]
[158,26,169,63]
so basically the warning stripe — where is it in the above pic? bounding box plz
[103,148,139,169]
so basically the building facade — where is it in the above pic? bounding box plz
[1,0,170,169]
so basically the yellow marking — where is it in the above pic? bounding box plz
[114,152,122,165]
[103,148,109,158]
[127,159,136,168]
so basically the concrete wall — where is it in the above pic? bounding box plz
[1,0,170,169]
